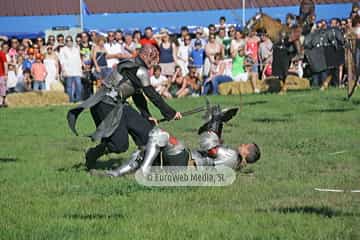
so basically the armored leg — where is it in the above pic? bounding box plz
[105,149,143,177]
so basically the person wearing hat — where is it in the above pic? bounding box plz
[190,28,207,50]
[31,53,47,91]
[190,40,205,79]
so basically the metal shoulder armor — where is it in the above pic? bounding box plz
[148,127,170,147]
[215,146,240,170]
[136,66,151,87]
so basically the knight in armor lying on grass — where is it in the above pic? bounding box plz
[102,105,261,177]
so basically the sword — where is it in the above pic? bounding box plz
[158,106,207,123]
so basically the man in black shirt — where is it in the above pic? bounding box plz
[79,32,93,99]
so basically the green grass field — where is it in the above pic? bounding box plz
[0,89,359,240]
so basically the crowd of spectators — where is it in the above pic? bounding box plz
[0,9,359,107]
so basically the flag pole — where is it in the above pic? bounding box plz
[242,0,245,27]
[80,0,84,31]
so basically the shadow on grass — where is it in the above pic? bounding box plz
[243,100,268,106]
[0,157,18,163]
[351,99,360,105]
[57,159,121,172]
[252,117,291,123]
[67,146,85,152]
[308,108,355,113]
[239,168,255,175]
[184,128,198,133]
[257,206,360,218]
[63,213,124,220]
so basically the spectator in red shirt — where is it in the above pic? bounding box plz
[139,27,158,47]
[245,30,260,79]
[0,47,8,107]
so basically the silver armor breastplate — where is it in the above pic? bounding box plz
[191,150,214,167]
[117,78,136,99]
[215,146,240,169]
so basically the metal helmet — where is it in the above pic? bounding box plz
[138,44,159,68]
[199,131,220,152]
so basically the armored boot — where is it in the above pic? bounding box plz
[85,143,108,170]
[105,148,144,177]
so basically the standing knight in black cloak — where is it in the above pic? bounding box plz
[67,45,182,169]
[272,29,298,93]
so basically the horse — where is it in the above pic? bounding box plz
[245,12,302,44]
[245,13,303,94]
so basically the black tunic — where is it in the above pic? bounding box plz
[272,38,296,80]
[67,58,177,153]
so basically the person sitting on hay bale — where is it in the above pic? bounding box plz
[202,53,233,95]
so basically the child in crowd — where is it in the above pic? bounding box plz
[15,55,25,92]
[23,50,34,91]
[6,63,17,93]
[150,65,172,99]
[189,40,205,81]
[31,54,47,91]
[170,66,190,98]
[23,69,32,91]
[262,61,272,80]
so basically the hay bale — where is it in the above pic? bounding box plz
[218,80,265,95]
[218,76,310,95]
[284,75,310,90]
[7,91,70,107]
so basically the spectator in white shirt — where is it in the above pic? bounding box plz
[6,63,17,93]
[176,35,191,76]
[104,31,123,69]
[59,36,83,102]
[122,33,137,58]
[150,65,171,99]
